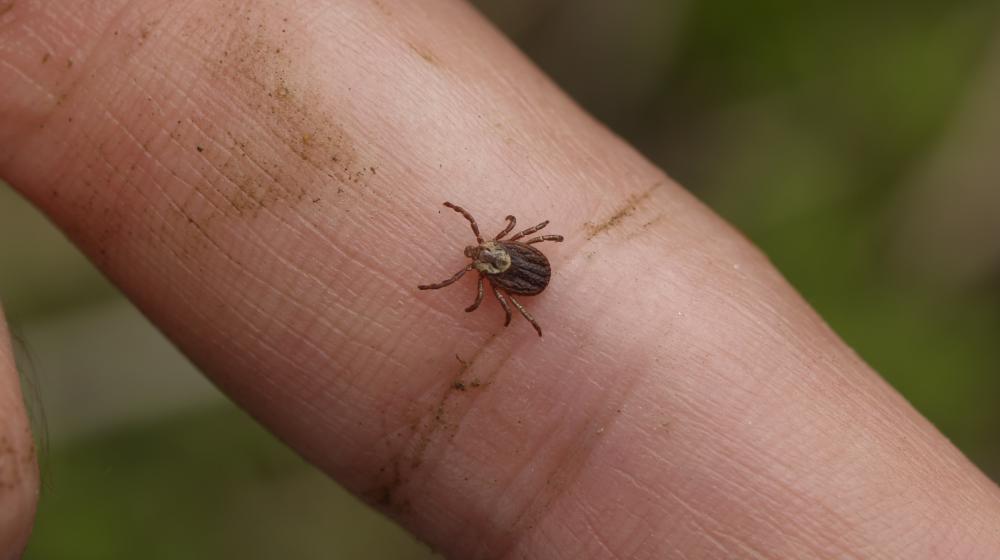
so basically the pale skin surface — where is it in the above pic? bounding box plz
[1,1,999,558]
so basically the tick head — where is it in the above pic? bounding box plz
[469,241,512,274]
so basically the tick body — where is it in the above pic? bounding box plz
[418,202,564,336]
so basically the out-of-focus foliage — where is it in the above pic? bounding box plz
[3,1,998,557]
[28,406,436,560]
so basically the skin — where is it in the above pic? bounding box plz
[1,1,999,558]
[0,313,37,558]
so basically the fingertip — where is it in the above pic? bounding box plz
[0,313,39,558]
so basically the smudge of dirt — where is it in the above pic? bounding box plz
[584,182,662,240]
[370,456,410,511]
[407,41,439,66]
[370,337,500,514]
[409,344,497,470]
[190,1,378,221]
[0,2,14,17]
[371,0,392,18]
[623,213,665,241]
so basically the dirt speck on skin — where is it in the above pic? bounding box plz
[41,52,50,64]
[451,354,487,392]
[139,27,152,43]
[0,2,14,17]
[584,182,662,239]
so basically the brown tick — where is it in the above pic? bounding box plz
[418,202,563,337]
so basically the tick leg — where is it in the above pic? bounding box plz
[494,215,517,240]
[509,220,549,241]
[508,295,543,337]
[525,234,564,245]
[418,265,472,290]
[444,202,483,244]
[490,283,512,326]
[465,274,485,312]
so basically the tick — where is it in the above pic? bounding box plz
[418,202,564,336]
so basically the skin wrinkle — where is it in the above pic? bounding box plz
[31,3,78,50]
[0,58,56,126]
[20,14,57,53]
[82,112,348,446]
[474,384,579,545]
[586,466,660,558]
[95,103,329,332]
[492,341,650,557]
[675,397,856,553]
[627,480,699,557]
[61,129,148,257]
[90,133,323,406]
[705,450,855,556]
[378,2,651,211]
[584,326,860,556]
[89,127,177,252]
[578,510,623,560]
[655,441,795,555]
[680,276,992,544]
[0,56,55,110]
[185,107,431,315]
[19,0,148,142]
[663,486,745,558]
[111,73,377,377]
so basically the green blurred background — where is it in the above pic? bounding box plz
[3,1,999,557]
